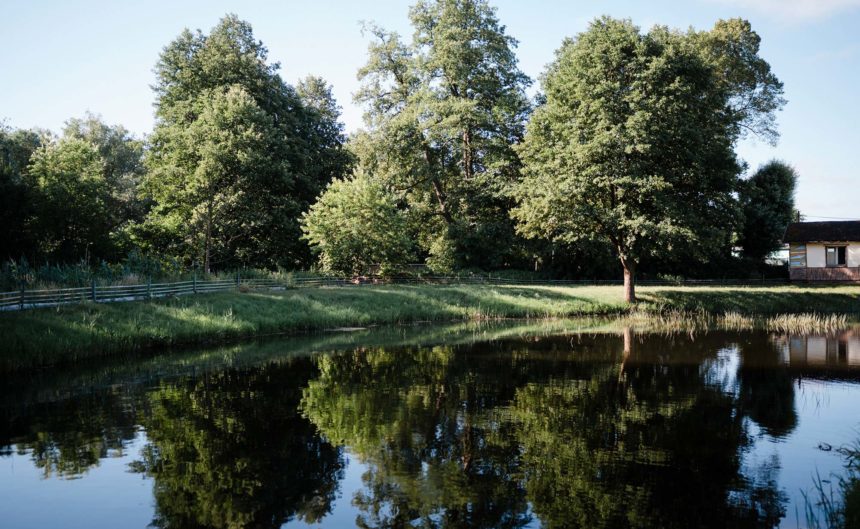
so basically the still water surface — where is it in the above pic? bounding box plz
[1,323,859,528]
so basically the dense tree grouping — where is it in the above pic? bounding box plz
[0,1,797,301]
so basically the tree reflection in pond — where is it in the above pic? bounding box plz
[4,328,842,529]
[301,333,792,528]
[301,346,530,529]
[515,348,784,528]
[1,387,138,478]
[130,359,345,529]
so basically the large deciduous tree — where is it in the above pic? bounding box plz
[28,138,111,261]
[62,114,148,256]
[353,0,531,271]
[145,86,288,273]
[0,125,44,261]
[143,15,350,272]
[737,160,797,262]
[513,17,784,302]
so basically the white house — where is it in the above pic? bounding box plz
[784,221,860,282]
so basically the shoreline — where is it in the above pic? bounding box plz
[1,283,858,368]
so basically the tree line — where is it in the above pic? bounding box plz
[1,2,797,302]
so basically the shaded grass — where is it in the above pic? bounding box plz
[1,283,859,367]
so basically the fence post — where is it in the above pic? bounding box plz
[193,272,197,294]
[236,270,240,289]
[91,278,97,302]
[147,277,152,299]
[19,281,25,310]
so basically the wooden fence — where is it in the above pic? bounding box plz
[0,274,789,311]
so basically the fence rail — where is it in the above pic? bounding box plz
[0,275,790,311]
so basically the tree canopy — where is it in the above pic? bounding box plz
[353,0,531,271]
[301,172,414,275]
[738,160,797,262]
[512,17,785,302]
[142,15,351,272]
[0,6,795,286]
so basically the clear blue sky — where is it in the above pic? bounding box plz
[2,0,859,219]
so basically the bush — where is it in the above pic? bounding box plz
[301,173,414,275]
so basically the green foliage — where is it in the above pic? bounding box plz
[28,138,112,261]
[0,251,187,290]
[144,15,350,272]
[62,113,148,253]
[1,117,145,263]
[353,0,532,270]
[145,85,291,272]
[134,364,344,528]
[296,75,355,184]
[302,172,414,275]
[513,17,784,301]
[690,18,786,144]
[0,126,44,260]
[0,9,796,286]
[738,160,797,261]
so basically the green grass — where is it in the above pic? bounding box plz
[1,283,858,368]
[640,284,860,314]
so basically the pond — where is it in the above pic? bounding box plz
[1,321,859,528]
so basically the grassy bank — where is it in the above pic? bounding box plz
[1,283,858,367]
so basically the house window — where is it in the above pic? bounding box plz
[826,246,847,267]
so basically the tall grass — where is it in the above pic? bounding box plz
[621,307,853,334]
[767,313,848,334]
[804,441,860,529]
[0,284,627,367]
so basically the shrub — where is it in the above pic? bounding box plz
[301,172,413,276]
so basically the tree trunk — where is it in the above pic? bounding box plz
[462,128,473,180]
[204,201,213,275]
[619,326,634,382]
[421,142,453,225]
[622,259,636,304]
[431,178,453,224]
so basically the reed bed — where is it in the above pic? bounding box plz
[621,307,853,335]
[766,313,849,334]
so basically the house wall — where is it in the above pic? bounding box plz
[850,338,860,366]
[804,242,860,267]
[807,244,826,267]
[789,242,860,281]
[849,245,860,267]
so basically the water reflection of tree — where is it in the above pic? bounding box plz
[131,360,344,529]
[515,362,784,528]
[0,388,138,478]
[301,346,531,529]
[736,333,798,439]
[1,331,804,528]
[302,334,790,529]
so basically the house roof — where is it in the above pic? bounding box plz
[783,221,860,243]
